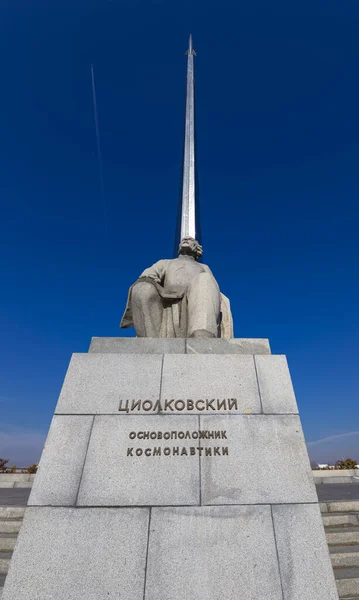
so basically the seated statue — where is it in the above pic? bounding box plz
[120,237,233,339]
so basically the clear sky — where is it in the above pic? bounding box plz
[0,0,358,466]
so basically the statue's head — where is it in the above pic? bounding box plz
[178,237,203,261]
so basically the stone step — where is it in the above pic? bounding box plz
[0,538,16,552]
[325,527,359,533]
[324,514,359,527]
[334,567,359,580]
[323,502,359,514]
[331,545,359,554]
[336,577,359,598]
[332,553,359,568]
[0,521,22,534]
[0,507,25,520]
[327,531,359,546]
[0,559,9,575]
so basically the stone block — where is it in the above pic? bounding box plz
[160,354,261,414]
[200,415,317,504]
[0,475,30,483]
[186,337,271,355]
[327,501,359,513]
[0,483,14,489]
[272,503,339,599]
[13,482,33,488]
[55,353,162,414]
[145,505,282,600]
[319,502,328,513]
[28,416,93,506]
[89,337,186,354]
[0,507,25,519]
[314,469,355,478]
[255,355,298,414]
[0,521,22,534]
[77,415,200,506]
[320,476,353,484]
[2,507,149,600]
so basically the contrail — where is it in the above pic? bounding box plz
[91,64,108,235]
[307,430,359,447]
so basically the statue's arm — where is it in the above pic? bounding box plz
[139,260,169,285]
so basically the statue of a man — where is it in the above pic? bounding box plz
[120,237,233,338]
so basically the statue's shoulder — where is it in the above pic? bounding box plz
[200,263,212,273]
[155,259,171,267]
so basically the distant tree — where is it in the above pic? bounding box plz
[335,458,358,470]
[25,464,38,474]
[310,460,319,470]
[0,458,9,472]
[8,465,17,473]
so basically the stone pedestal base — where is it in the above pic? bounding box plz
[2,338,338,600]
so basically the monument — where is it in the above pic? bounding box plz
[2,36,338,600]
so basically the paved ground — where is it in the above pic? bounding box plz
[1,484,359,506]
[0,489,30,506]
[316,483,359,502]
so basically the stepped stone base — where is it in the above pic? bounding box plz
[2,338,338,600]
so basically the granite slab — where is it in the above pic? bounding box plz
[89,337,186,354]
[145,505,283,600]
[2,507,149,600]
[28,415,93,506]
[160,354,261,414]
[200,414,317,505]
[77,415,200,506]
[55,353,162,414]
[186,337,271,355]
[255,355,298,414]
[272,503,339,599]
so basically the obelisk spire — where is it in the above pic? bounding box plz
[180,34,197,241]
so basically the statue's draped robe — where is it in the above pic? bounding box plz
[120,259,233,339]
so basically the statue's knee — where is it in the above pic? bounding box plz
[132,282,158,307]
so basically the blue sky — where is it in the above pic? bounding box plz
[0,0,358,465]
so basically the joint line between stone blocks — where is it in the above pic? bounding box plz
[142,507,152,600]
[270,505,285,600]
[157,354,165,414]
[198,414,202,506]
[74,415,95,506]
[253,355,263,413]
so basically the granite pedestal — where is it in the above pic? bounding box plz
[2,338,338,600]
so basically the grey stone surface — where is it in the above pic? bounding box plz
[89,337,186,354]
[0,507,25,519]
[0,521,21,534]
[160,354,261,414]
[327,501,359,513]
[272,503,339,600]
[77,415,200,506]
[200,415,317,504]
[0,475,32,483]
[313,469,357,478]
[316,476,353,484]
[145,505,283,600]
[28,416,93,506]
[121,238,233,338]
[255,354,298,414]
[2,507,149,600]
[13,482,34,488]
[55,353,162,414]
[186,337,271,354]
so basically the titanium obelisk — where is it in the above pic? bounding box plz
[175,35,201,254]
